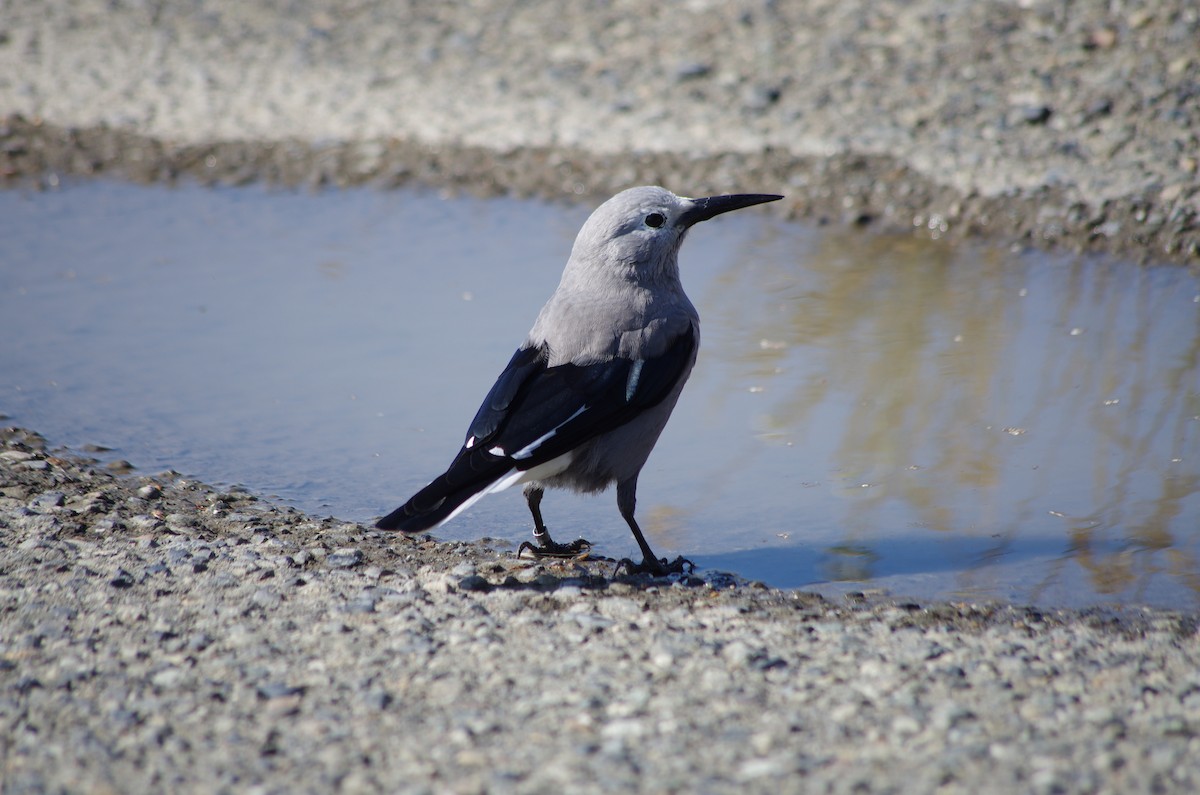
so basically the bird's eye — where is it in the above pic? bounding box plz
[644,212,666,228]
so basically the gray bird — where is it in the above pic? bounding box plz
[377,186,782,574]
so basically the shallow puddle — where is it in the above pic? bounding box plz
[3,181,1198,608]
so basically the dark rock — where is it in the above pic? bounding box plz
[458,574,492,592]
[1020,105,1053,125]
[110,569,136,588]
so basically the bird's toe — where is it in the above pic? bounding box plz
[614,555,694,577]
[517,536,594,560]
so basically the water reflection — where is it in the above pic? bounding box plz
[694,227,1200,604]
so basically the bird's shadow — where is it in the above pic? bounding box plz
[686,533,1082,595]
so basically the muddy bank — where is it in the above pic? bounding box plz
[3,427,1200,793]
[2,0,1198,261]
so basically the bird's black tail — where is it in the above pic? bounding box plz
[376,449,514,532]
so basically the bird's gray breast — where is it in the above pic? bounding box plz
[529,284,697,366]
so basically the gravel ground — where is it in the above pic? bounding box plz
[4,431,1200,793]
[1,0,1199,261]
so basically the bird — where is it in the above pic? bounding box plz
[376,186,782,575]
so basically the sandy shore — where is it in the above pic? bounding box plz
[4,2,1200,791]
[2,0,1199,262]
[3,428,1200,793]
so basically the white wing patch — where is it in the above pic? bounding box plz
[513,452,575,485]
[625,359,644,401]
[465,436,476,449]
[511,405,588,460]
[468,451,575,507]
[482,468,525,495]
[488,446,506,456]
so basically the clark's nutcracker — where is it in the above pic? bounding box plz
[377,186,782,574]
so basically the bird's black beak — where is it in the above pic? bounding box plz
[679,193,783,227]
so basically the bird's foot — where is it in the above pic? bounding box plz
[614,555,694,577]
[517,532,593,560]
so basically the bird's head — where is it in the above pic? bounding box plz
[567,186,782,284]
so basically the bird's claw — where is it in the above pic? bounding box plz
[613,555,694,577]
[517,536,594,560]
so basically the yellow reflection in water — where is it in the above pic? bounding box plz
[701,225,1200,602]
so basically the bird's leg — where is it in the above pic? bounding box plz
[612,477,693,576]
[516,485,593,559]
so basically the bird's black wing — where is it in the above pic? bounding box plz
[469,324,697,469]
[464,345,546,445]
[376,326,696,532]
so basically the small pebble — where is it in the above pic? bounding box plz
[326,548,364,568]
[257,682,304,700]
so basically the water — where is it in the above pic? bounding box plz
[3,181,1198,608]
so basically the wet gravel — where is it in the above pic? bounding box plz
[1,0,1198,261]
[3,428,1200,793]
